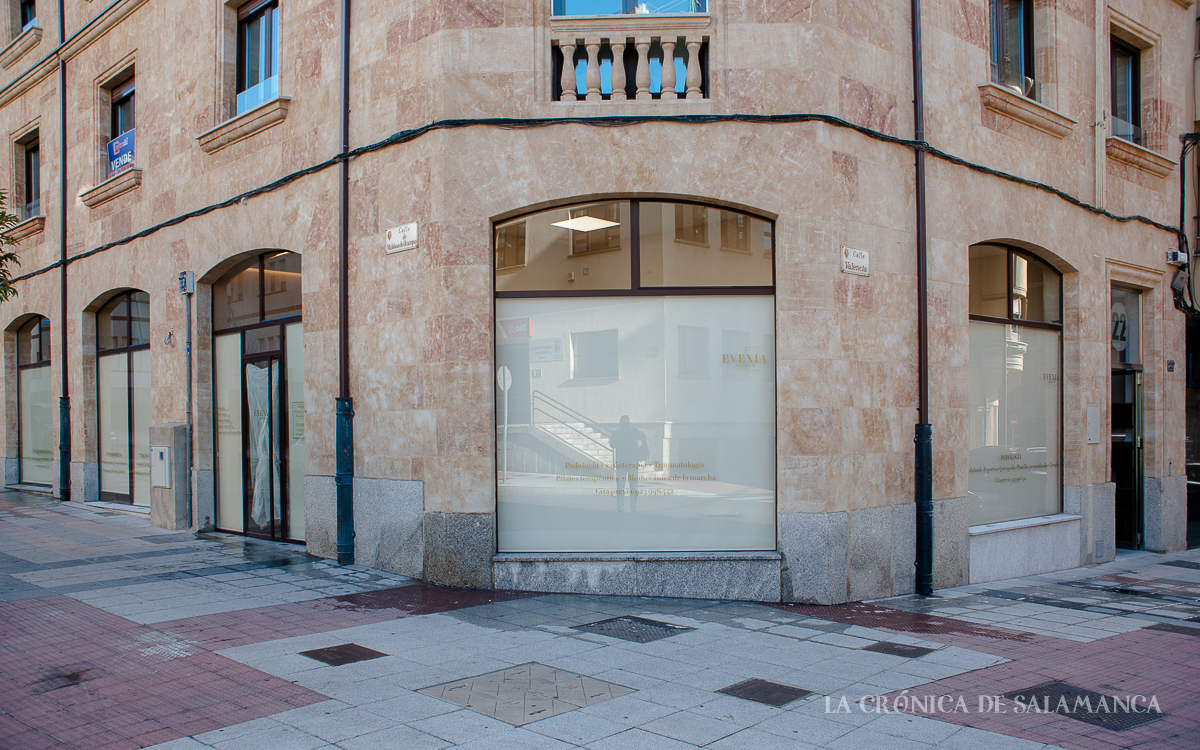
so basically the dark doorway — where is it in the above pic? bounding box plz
[1112,370,1142,549]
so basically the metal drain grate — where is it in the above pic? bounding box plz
[718,678,812,707]
[862,641,935,658]
[1148,622,1200,637]
[1002,681,1166,731]
[571,616,694,643]
[299,643,388,666]
[1161,560,1200,571]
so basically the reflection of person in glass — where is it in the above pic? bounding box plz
[610,415,648,511]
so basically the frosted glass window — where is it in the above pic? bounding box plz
[131,349,151,507]
[98,354,130,498]
[19,365,53,485]
[968,322,1061,524]
[286,322,305,539]
[215,334,244,532]
[496,296,775,552]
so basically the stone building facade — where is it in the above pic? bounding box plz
[0,0,1194,604]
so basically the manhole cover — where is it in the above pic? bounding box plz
[299,643,387,666]
[571,616,694,643]
[718,678,812,707]
[1002,681,1166,731]
[862,641,935,658]
[419,662,633,726]
[1148,622,1200,637]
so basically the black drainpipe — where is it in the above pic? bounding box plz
[335,0,355,565]
[912,0,933,595]
[56,0,70,504]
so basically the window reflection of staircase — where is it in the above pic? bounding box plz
[536,421,612,465]
[530,391,614,466]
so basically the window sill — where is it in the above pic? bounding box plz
[4,214,45,241]
[969,513,1082,536]
[978,83,1076,139]
[80,168,142,208]
[1105,136,1175,179]
[0,25,41,70]
[197,96,291,155]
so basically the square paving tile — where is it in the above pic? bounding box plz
[418,662,633,726]
[717,677,812,707]
[571,616,695,643]
[299,643,388,666]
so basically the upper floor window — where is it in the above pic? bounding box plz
[990,0,1036,100]
[22,134,38,218]
[237,0,279,114]
[108,78,135,178]
[19,0,34,31]
[553,0,705,14]
[1110,39,1141,146]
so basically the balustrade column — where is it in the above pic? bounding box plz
[685,39,703,99]
[635,38,652,100]
[611,41,627,101]
[585,38,602,101]
[660,38,677,100]
[559,41,577,102]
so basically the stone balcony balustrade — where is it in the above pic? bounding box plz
[550,14,711,102]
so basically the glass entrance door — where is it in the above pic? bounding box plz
[244,356,285,539]
[1112,370,1142,549]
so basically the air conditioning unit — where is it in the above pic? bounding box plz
[1166,250,1188,266]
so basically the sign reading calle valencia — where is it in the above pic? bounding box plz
[841,246,869,276]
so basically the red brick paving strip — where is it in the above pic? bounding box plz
[778,602,1200,749]
[0,596,324,750]
[0,586,532,749]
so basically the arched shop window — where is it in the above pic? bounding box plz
[97,291,151,505]
[968,245,1062,525]
[212,251,304,542]
[17,316,53,486]
[494,199,775,552]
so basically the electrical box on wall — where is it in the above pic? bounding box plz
[1086,405,1102,445]
[150,446,171,488]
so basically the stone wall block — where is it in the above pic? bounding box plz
[352,476,424,578]
[892,501,916,595]
[1144,475,1186,553]
[779,511,848,604]
[932,496,969,589]
[847,505,894,601]
[423,511,495,588]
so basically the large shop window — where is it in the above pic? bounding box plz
[968,245,1062,525]
[212,251,304,542]
[552,1,705,14]
[494,200,775,553]
[17,316,52,485]
[97,291,151,505]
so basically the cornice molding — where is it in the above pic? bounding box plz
[550,13,712,40]
[0,26,42,70]
[1105,136,1175,178]
[4,215,44,241]
[79,168,141,208]
[196,97,291,154]
[978,83,1076,139]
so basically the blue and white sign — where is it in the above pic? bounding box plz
[108,130,135,176]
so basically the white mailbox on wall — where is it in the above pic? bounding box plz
[150,446,171,488]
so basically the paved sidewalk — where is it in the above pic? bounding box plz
[1,489,1197,750]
